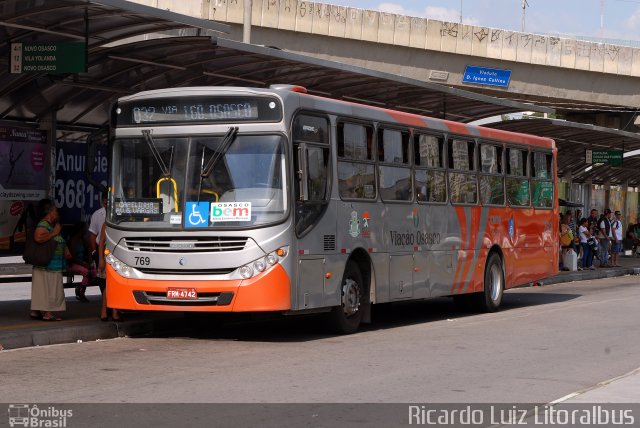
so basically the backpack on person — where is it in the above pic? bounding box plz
[560,224,573,247]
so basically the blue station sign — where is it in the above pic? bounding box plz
[462,65,512,88]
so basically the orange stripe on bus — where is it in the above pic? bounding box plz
[451,207,467,293]
[445,122,471,135]
[386,110,431,128]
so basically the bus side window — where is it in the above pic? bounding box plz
[479,142,505,206]
[531,151,554,208]
[506,147,531,207]
[448,138,477,205]
[414,133,446,204]
[378,128,411,202]
[337,122,376,200]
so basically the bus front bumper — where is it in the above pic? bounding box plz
[105,264,291,312]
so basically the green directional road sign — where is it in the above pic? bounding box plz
[585,149,623,166]
[10,42,86,74]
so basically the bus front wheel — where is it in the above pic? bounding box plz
[328,260,366,334]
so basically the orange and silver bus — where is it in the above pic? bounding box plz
[104,85,558,333]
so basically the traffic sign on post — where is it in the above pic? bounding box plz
[10,42,86,74]
[585,149,623,166]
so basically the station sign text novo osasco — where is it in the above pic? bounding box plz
[463,65,512,88]
[10,42,86,74]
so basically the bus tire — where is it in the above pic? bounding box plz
[477,252,504,312]
[328,260,366,334]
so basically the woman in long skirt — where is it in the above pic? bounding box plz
[30,199,69,321]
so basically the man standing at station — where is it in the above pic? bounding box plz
[610,211,623,267]
[88,190,108,265]
[598,208,613,268]
[587,209,599,236]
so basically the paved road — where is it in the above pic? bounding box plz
[0,276,638,404]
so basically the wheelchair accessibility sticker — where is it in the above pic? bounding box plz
[185,202,210,228]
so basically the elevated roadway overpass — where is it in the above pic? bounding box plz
[173,0,640,129]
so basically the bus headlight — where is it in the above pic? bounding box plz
[105,253,134,278]
[120,265,132,278]
[265,253,278,266]
[239,265,254,279]
[253,259,266,272]
[238,247,288,279]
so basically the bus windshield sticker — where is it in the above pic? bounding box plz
[185,202,210,228]
[364,184,374,198]
[170,214,182,225]
[210,202,251,222]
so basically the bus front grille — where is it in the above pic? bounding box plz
[135,267,235,275]
[123,237,248,253]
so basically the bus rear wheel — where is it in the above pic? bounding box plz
[476,252,504,312]
[328,260,366,334]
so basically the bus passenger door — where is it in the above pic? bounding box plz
[297,258,325,309]
[389,255,413,300]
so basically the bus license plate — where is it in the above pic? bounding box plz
[167,288,198,299]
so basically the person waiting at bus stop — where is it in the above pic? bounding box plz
[29,199,68,321]
[598,209,613,268]
[578,217,595,270]
[559,213,574,271]
[66,221,95,302]
[610,211,623,267]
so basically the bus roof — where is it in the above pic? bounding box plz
[117,85,556,151]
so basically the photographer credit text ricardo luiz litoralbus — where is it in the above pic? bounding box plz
[408,404,635,426]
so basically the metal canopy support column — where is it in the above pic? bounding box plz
[40,109,57,199]
[584,179,592,213]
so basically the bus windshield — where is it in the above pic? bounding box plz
[109,134,287,229]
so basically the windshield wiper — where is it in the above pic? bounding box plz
[141,129,173,177]
[201,126,238,178]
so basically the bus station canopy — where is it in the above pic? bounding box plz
[0,0,551,136]
[0,0,637,187]
[485,118,640,187]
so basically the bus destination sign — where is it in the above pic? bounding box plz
[115,96,282,126]
[114,199,163,217]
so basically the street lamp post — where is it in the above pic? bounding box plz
[243,0,252,43]
[521,0,529,32]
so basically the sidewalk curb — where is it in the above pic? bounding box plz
[0,316,184,350]
[542,267,639,286]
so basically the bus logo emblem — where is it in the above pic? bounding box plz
[210,202,251,222]
[508,218,515,240]
[349,211,360,237]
